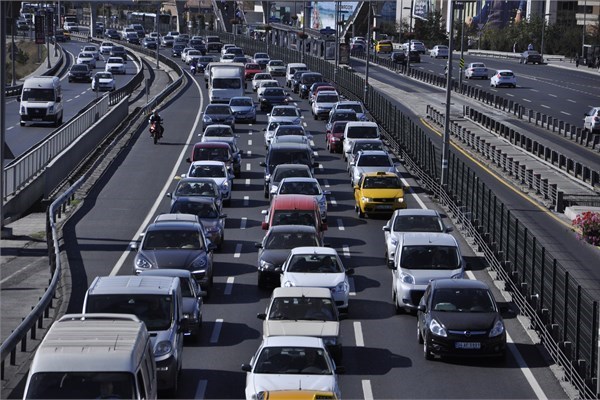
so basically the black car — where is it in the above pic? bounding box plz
[104,29,120,40]
[110,45,127,61]
[190,39,206,54]
[255,225,323,288]
[196,56,215,73]
[298,72,324,99]
[291,70,309,94]
[259,87,289,111]
[391,51,406,64]
[68,64,92,83]
[520,50,543,64]
[172,43,186,57]
[125,33,140,45]
[417,279,507,360]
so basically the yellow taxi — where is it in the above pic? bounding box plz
[353,172,406,217]
[375,40,393,53]
[257,390,338,400]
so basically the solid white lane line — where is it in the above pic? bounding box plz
[224,277,234,295]
[210,319,223,343]
[246,163,251,171]
[240,217,247,229]
[195,380,207,400]
[337,219,345,231]
[400,177,427,209]
[507,332,548,400]
[362,380,374,400]
[343,245,350,258]
[234,243,242,258]
[244,196,249,206]
[354,322,365,346]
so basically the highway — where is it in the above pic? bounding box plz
[51,48,571,399]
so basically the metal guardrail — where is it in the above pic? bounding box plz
[4,43,65,97]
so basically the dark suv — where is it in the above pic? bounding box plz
[298,72,324,99]
[68,64,92,82]
[110,45,127,61]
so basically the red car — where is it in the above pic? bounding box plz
[326,121,349,154]
[245,63,262,80]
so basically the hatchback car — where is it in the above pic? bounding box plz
[105,57,126,75]
[167,177,222,210]
[263,121,296,149]
[326,121,349,154]
[382,208,452,267]
[490,70,516,88]
[268,105,302,125]
[404,40,426,54]
[464,62,489,79]
[245,63,263,80]
[110,45,127,61]
[376,40,393,53]
[583,107,600,134]
[252,73,274,91]
[257,79,281,98]
[299,73,324,99]
[142,37,158,49]
[255,225,323,288]
[259,87,289,112]
[172,43,186,57]
[229,96,256,123]
[202,104,235,130]
[81,45,100,60]
[169,197,226,250]
[76,52,96,69]
[270,125,312,148]
[68,64,92,83]
[520,50,543,64]
[183,161,232,205]
[354,172,406,218]
[349,150,397,187]
[275,178,329,221]
[267,60,286,76]
[253,52,271,68]
[99,41,114,54]
[91,71,116,91]
[417,279,506,360]
[280,247,353,312]
[430,45,449,58]
[312,91,340,120]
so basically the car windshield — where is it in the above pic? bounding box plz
[431,288,495,313]
[269,151,310,166]
[272,108,299,117]
[264,88,285,96]
[400,245,460,269]
[95,73,112,79]
[272,211,315,227]
[392,215,445,232]
[268,297,336,321]
[357,154,391,167]
[206,105,231,115]
[230,98,253,106]
[499,71,514,77]
[287,254,343,273]
[302,75,322,84]
[71,65,88,71]
[472,63,486,68]
[255,74,271,80]
[213,78,241,89]
[204,127,233,137]
[171,201,219,218]
[193,147,229,162]
[107,58,122,63]
[332,123,348,134]
[254,347,331,375]
[353,142,383,154]
[347,126,378,139]
[246,64,260,69]
[21,88,55,101]
[255,53,268,59]
[272,168,311,182]
[24,372,135,399]
[363,176,401,188]
[270,61,284,66]
[261,81,279,88]
[338,104,363,113]
[189,164,226,178]
[142,229,204,250]
[276,127,304,136]
[265,231,318,249]
[317,95,339,103]
[267,121,293,132]
[279,181,320,195]
[85,294,173,331]
[332,112,357,122]
[175,181,218,197]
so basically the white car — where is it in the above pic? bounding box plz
[490,69,517,88]
[221,43,236,56]
[583,107,600,134]
[257,287,342,360]
[330,100,368,121]
[81,45,100,60]
[280,247,353,311]
[105,57,126,74]
[183,161,232,204]
[76,52,96,69]
[345,138,385,172]
[220,53,236,63]
[350,150,397,187]
[256,79,280,97]
[274,178,329,220]
[252,73,273,91]
[181,47,194,62]
[403,40,426,53]
[91,71,116,91]
[201,124,237,143]
[266,60,286,76]
[311,91,340,120]
[430,45,449,58]
[241,336,342,400]
[185,50,203,64]
[99,41,114,54]
[267,105,302,125]
[263,120,295,148]
[464,62,489,79]
[382,209,452,267]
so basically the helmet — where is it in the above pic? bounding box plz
[152,109,157,114]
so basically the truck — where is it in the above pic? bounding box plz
[207,62,245,103]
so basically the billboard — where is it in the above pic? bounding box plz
[413,0,434,21]
[310,2,358,30]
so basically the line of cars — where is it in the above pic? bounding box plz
[68,42,128,91]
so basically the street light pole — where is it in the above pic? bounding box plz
[540,13,551,61]
[364,1,371,105]
[458,3,465,89]
[441,0,456,188]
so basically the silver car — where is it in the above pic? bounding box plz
[229,96,256,123]
[349,149,396,187]
[274,177,329,221]
[169,196,227,250]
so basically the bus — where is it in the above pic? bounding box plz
[126,11,174,34]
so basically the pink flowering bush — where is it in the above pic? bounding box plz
[573,211,600,246]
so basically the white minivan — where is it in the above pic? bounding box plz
[18,76,63,127]
[342,121,380,158]
[285,62,307,87]
[391,232,465,313]
[23,313,157,399]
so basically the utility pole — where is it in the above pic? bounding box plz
[363,0,371,104]
[457,2,465,89]
[441,0,455,188]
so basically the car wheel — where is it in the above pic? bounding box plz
[357,206,365,218]
[424,340,434,360]
[313,113,318,120]
[384,251,392,269]
[264,187,269,198]
[257,272,268,289]
[20,121,25,127]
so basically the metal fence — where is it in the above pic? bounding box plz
[207,29,599,398]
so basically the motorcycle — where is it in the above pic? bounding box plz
[190,63,197,75]
[149,120,163,144]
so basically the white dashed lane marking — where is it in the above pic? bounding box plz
[224,277,234,295]
[234,243,242,258]
[337,219,345,231]
[210,319,223,343]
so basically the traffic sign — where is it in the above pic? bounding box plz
[320,27,336,36]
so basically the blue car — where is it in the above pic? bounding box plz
[229,96,256,124]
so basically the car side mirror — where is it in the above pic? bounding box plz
[417,304,426,312]
[17,96,21,102]
[259,161,267,167]
[257,313,266,320]
[129,242,139,250]
[241,364,252,372]
[178,317,189,333]
[186,157,191,163]
[166,192,172,198]
[56,96,62,102]
[207,243,217,252]
[198,290,207,298]
[261,222,269,230]
[445,226,454,233]
[382,226,390,232]
[346,268,355,276]
[254,242,263,249]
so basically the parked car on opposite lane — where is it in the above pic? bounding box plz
[520,50,543,64]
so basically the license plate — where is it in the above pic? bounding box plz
[455,342,480,349]
[32,118,42,121]
[377,205,393,210]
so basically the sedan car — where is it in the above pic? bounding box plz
[520,50,543,64]
[257,79,281,98]
[166,177,222,210]
[255,225,323,288]
[169,197,227,250]
[131,213,216,292]
[353,172,406,218]
[464,62,489,79]
[382,208,452,267]
[375,40,393,53]
[68,64,92,83]
[259,87,289,112]
[312,91,340,120]
[268,105,302,125]
[91,71,116,91]
[202,104,235,130]
[275,178,329,221]
[183,161,232,205]
[109,46,127,61]
[253,52,271,69]
[229,96,257,123]
[270,125,312,148]
[349,150,397,187]
[99,41,114,55]
[267,60,286,76]
[76,52,96,69]
[490,69,517,88]
[417,279,506,360]
[142,36,158,49]
[161,35,175,47]
[583,107,600,134]
[345,139,385,171]
[326,121,349,154]
[220,53,236,63]
[104,57,126,75]
[81,45,100,60]
[241,336,342,400]
[280,247,354,312]
[329,101,367,121]
[252,72,274,91]
[245,63,263,80]
[430,45,449,58]
[104,29,120,40]
[185,50,203,64]
[172,43,186,57]
[257,287,342,360]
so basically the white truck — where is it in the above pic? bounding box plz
[207,62,245,103]
[18,76,63,127]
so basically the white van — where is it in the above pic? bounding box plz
[342,121,380,156]
[23,313,157,400]
[208,62,245,103]
[82,275,187,393]
[285,63,307,87]
[18,76,63,127]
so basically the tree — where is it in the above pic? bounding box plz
[413,11,448,48]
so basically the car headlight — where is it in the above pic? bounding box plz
[333,137,341,141]
[221,181,229,189]
[395,197,405,203]
[361,196,373,203]
[264,174,271,182]
[205,225,220,233]
[489,319,505,337]
[256,391,266,400]
[399,271,414,284]
[191,255,207,269]
[20,105,26,114]
[154,340,173,357]
[259,259,275,270]
[429,319,447,337]
[135,254,153,269]
[332,281,349,294]
[283,280,295,287]
[48,105,54,113]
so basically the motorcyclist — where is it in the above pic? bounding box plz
[190,58,198,75]
[149,109,164,138]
